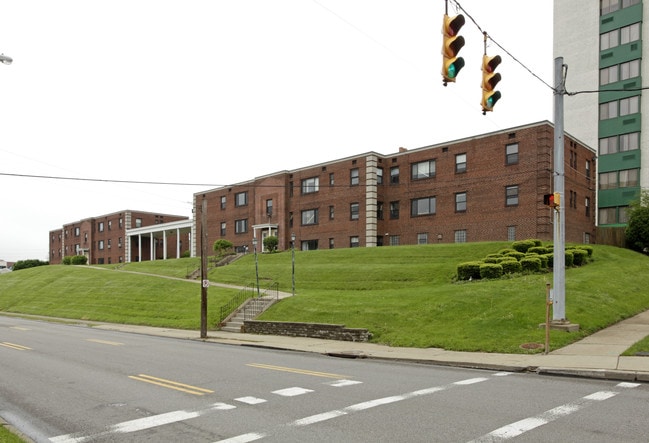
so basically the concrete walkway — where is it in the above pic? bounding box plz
[88,309,649,383]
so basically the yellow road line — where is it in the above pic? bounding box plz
[247,363,348,379]
[0,342,32,351]
[10,326,31,331]
[86,339,124,346]
[128,374,214,396]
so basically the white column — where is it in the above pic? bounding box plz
[150,232,154,261]
[138,235,142,262]
[163,230,168,260]
[176,228,181,258]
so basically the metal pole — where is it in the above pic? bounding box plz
[552,57,566,321]
[200,195,208,338]
[291,233,296,296]
[253,237,260,297]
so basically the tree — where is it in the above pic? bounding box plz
[263,236,278,253]
[13,259,49,270]
[626,190,649,254]
[213,239,233,256]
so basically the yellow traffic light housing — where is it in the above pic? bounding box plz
[441,14,465,85]
[481,54,502,114]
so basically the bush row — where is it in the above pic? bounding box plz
[62,255,88,265]
[456,240,594,281]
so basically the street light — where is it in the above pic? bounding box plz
[291,232,296,297]
[252,236,260,297]
[0,54,12,65]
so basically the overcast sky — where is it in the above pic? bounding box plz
[0,1,553,262]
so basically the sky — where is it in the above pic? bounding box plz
[0,1,554,262]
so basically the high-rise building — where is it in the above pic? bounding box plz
[554,0,645,227]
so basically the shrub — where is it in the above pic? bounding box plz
[544,253,554,268]
[576,245,594,257]
[483,256,500,263]
[565,250,574,267]
[213,239,233,256]
[531,239,543,247]
[537,254,549,269]
[498,248,516,255]
[528,246,549,255]
[520,256,542,273]
[500,260,522,274]
[571,249,588,266]
[263,236,278,253]
[512,240,536,253]
[505,251,525,261]
[496,256,518,263]
[479,263,503,279]
[13,259,49,270]
[457,262,482,281]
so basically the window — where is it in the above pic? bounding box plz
[620,59,640,81]
[235,219,248,234]
[118,237,122,248]
[619,168,639,187]
[376,167,383,185]
[235,192,248,207]
[599,171,617,189]
[220,196,226,209]
[619,96,639,116]
[350,203,360,220]
[107,239,111,249]
[601,0,639,15]
[600,65,618,85]
[98,240,104,250]
[620,22,640,44]
[390,166,400,184]
[329,205,334,220]
[584,232,591,244]
[74,227,80,236]
[301,239,318,251]
[585,197,591,217]
[454,230,467,243]
[620,132,639,151]
[505,185,519,206]
[505,143,518,165]
[411,197,436,216]
[329,173,334,186]
[599,101,617,120]
[619,206,630,223]
[389,201,400,219]
[507,226,516,241]
[301,209,319,225]
[350,236,360,248]
[350,168,359,186]
[329,238,334,249]
[389,235,400,246]
[119,218,123,228]
[301,177,319,194]
[377,201,384,220]
[586,160,591,180]
[599,135,618,155]
[411,160,436,180]
[598,207,617,224]
[98,222,104,232]
[455,192,467,212]
[108,221,112,231]
[220,222,226,236]
[455,153,467,173]
[600,29,619,50]
[417,233,428,245]
[266,199,273,217]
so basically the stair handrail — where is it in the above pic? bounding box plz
[217,283,256,325]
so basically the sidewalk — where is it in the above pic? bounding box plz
[91,310,649,383]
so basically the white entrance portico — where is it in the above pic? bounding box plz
[125,219,193,263]
[252,223,278,252]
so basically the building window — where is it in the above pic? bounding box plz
[598,207,617,224]
[389,235,400,246]
[329,238,334,249]
[350,236,360,248]
[301,177,319,194]
[108,221,112,231]
[599,65,618,85]
[350,203,360,220]
[289,181,294,197]
[507,226,516,241]
[377,201,384,220]
[75,227,80,236]
[301,209,319,225]
[619,206,630,223]
[235,219,248,234]
[329,205,334,220]
[620,22,640,45]
[376,167,383,185]
[505,143,518,165]
[620,59,640,81]
[620,132,639,151]
[220,222,226,236]
[585,197,591,217]
[118,237,122,248]
[411,197,436,216]
[411,160,436,180]
[599,135,617,155]
[329,173,334,186]
[600,28,618,50]
[107,239,111,249]
[235,192,248,207]
[266,199,273,217]
[619,96,639,116]
[601,0,640,16]
[586,160,591,179]
[390,166,400,184]
[98,222,104,232]
[389,201,400,219]
[599,101,617,120]
[98,240,104,250]
[454,230,467,243]
[584,232,591,244]
[455,192,467,212]
[220,196,226,209]
[619,168,639,187]
[119,218,123,228]
[455,153,467,173]
[350,168,360,186]
[505,185,519,206]
[599,171,617,190]
[302,239,319,251]
[417,233,428,245]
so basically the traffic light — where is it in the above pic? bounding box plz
[441,14,466,85]
[543,192,560,208]
[481,54,502,113]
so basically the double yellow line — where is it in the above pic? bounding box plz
[247,363,348,379]
[129,374,214,396]
[0,342,32,351]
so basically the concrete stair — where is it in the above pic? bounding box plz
[220,297,276,332]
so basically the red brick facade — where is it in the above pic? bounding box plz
[195,122,597,252]
[49,210,190,265]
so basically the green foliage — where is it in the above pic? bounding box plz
[571,249,588,266]
[625,190,649,254]
[213,239,233,256]
[565,250,574,267]
[263,236,278,253]
[62,256,87,265]
[500,260,522,274]
[520,256,542,273]
[511,240,536,253]
[528,246,549,255]
[457,261,482,281]
[505,251,525,261]
[576,245,593,257]
[479,263,503,279]
[13,259,49,271]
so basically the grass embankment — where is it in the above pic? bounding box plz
[1,243,649,353]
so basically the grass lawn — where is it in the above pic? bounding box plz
[2,241,649,354]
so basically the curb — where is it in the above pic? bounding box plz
[536,367,648,382]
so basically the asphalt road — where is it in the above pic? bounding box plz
[1,316,648,442]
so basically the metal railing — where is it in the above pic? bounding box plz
[217,283,256,325]
[217,281,279,325]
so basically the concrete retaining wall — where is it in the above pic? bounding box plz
[243,320,372,342]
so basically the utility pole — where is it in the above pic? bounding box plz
[200,195,208,338]
[552,56,566,322]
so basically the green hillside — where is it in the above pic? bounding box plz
[2,242,649,353]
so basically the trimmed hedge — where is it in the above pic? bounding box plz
[501,260,522,274]
[520,256,542,273]
[512,240,536,253]
[479,263,503,279]
[571,249,588,266]
[457,262,482,281]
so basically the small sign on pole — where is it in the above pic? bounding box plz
[202,279,210,288]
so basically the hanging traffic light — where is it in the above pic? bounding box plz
[543,192,560,208]
[441,14,466,86]
[481,54,502,114]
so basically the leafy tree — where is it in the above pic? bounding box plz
[213,239,233,256]
[263,236,278,253]
[13,259,49,270]
[626,190,649,254]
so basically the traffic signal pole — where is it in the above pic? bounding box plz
[552,57,566,322]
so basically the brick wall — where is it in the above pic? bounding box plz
[243,320,372,342]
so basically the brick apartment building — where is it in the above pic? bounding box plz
[49,210,191,265]
[192,121,597,253]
